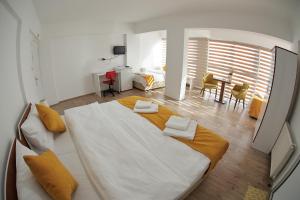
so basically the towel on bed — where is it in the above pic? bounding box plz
[135,100,152,109]
[165,115,191,131]
[164,120,197,140]
[134,103,158,113]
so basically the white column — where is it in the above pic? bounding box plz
[165,28,188,100]
[125,33,140,72]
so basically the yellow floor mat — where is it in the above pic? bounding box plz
[244,186,268,200]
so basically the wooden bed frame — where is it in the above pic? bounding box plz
[3,102,207,200]
[4,103,31,200]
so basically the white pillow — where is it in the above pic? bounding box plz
[21,113,54,153]
[16,140,51,200]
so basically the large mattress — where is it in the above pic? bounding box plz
[64,101,210,200]
[53,117,101,199]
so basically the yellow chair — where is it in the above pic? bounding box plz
[200,73,218,98]
[229,83,250,109]
[162,64,167,72]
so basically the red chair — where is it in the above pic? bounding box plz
[102,70,117,96]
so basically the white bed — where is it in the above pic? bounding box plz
[52,117,101,200]
[133,69,165,91]
[6,101,210,200]
[64,101,210,200]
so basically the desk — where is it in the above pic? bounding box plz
[93,72,121,97]
[213,77,231,104]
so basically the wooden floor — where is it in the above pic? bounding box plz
[52,88,270,200]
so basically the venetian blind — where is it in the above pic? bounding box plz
[161,38,167,66]
[207,40,274,101]
[187,38,208,88]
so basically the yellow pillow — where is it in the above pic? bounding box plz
[36,103,66,133]
[24,150,78,200]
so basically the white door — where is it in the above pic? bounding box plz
[30,32,44,100]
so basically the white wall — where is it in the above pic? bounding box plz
[187,28,293,50]
[272,161,300,200]
[40,21,133,104]
[126,30,166,73]
[0,0,38,197]
[7,0,42,102]
[291,5,300,51]
[0,0,41,197]
[134,12,293,42]
[272,4,300,190]
[165,28,188,100]
[138,31,166,71]
[126,34,140,72]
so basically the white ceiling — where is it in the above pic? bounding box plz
[33,0,299,24]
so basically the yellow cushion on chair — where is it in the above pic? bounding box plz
[36,104,66,133]
[24,150,78,200]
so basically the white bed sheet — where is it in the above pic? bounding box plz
[53,117,101,200]
[64,101,210,200]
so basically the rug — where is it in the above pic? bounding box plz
[244,185,268,200]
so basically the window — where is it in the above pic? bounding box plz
[161,38,167,66]
[207,40,274,101]
[186,38,274,101]
[187,39,200,80]
[186,38,209,87]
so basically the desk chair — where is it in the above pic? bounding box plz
[102,70,117,97]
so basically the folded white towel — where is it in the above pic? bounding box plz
[135,100,152,109]
[165,116,191,131]
[163,120,197,140]
[134,103,158,113]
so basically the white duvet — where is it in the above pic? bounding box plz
[64,101,210,200]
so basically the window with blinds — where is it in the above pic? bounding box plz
[187,38,208,88]
[187,39,200,80]
[207,40,274,101]
[161,38,167,66]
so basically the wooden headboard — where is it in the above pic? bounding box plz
[4,103,31,200]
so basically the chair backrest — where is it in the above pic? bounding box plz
[203,73,214,83]
[233,83,250,90]
[105,70,117,80]
[242,83,250,90]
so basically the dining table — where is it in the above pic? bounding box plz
[213,76,231,104]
